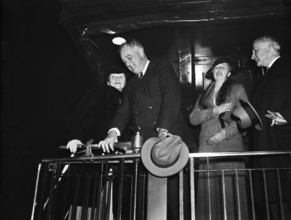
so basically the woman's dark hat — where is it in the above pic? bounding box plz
[205,57,235,80]
[232,100,263,130]
[141,135,189,177]
[104,67,128,81]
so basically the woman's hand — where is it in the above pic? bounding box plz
[206,129,226,145]
[215,102,233,114]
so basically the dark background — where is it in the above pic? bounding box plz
[1,1,91,219]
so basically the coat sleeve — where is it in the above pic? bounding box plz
[110,86,131,134]
[189,96,218,126]
[224,84,249,140]
[270,75,291,126]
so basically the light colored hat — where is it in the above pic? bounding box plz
[232,100,263,130]
[141,135,189,177]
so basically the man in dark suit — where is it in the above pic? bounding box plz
[251,35,291,219]
[99,39,194,151]
[99,39,194,220]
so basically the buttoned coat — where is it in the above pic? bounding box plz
[253,57,291,152]
[252,57,291,202]
[190,82,248,152]
[111,61,194,147]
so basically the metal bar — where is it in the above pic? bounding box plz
[276,169,284,220]
[46,165,58,220]
[190,158,195,220]
[40,151,291,163]
[117,158,124,220]
[31,163,42,220]
[62,169,71,220]
[129,174,133,220]
[235,170,241,220]
[262,170,271,220]
[71,174,81,220]
[41,153,140,163]
[206,158,212,220]
[91,174,99,220]
[38,163,49,220]
[147,173,167,220]
[81,174,91,220]
[248,170,256,220]
[97,162,105,219]
[179,171,184,220]
[132,158,140,220]
[221,170,227,220]
[141,170,147,220]
[189,151,291,158]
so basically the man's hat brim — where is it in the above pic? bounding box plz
[233,100,263,130]
[141,136,189,177]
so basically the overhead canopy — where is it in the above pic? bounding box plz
[59,0,291,35]
[58,0,291,80]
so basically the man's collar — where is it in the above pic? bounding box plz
[141,60,150,76]
[268,56,280,68]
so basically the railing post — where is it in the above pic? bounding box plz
[147,173,167,220]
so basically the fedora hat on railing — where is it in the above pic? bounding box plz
[232,100,263,130]
[141,135,189,177]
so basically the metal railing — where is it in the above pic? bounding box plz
[31,151,291,220]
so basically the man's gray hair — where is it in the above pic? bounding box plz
[254,36,281,53]
[119,39,144,52]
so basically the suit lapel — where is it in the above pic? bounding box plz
[254,58,280,103]
[135,62,156,98]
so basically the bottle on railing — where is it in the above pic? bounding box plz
[132,131,143,153]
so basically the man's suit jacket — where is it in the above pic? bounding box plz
[111,61,194,147]
[252,57,291,202]
[253,57,291,151]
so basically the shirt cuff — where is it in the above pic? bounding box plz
[108,128,121,136]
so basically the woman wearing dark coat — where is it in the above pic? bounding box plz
[66,68,130,153]
[189,58,250,220]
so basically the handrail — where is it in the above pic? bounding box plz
[41,150,291,163]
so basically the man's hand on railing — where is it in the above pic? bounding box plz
[66,139,83,153]
[99,130,118,153]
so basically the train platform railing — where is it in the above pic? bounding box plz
[31,151,291,220]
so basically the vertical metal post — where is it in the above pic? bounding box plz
[263,170,271,220]
[221,170,227,220]
[276,169,284,220]
[31,163,42,220]
[190,158,195,220]
[248,170,256,220]
[132,158,139,220]
[147,173,167,220]
[179,171,184,220]
[207,158,212,220]
[116,159,124,220]
[235,170,242,220]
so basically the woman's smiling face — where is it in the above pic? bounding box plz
[213,63,231,82]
